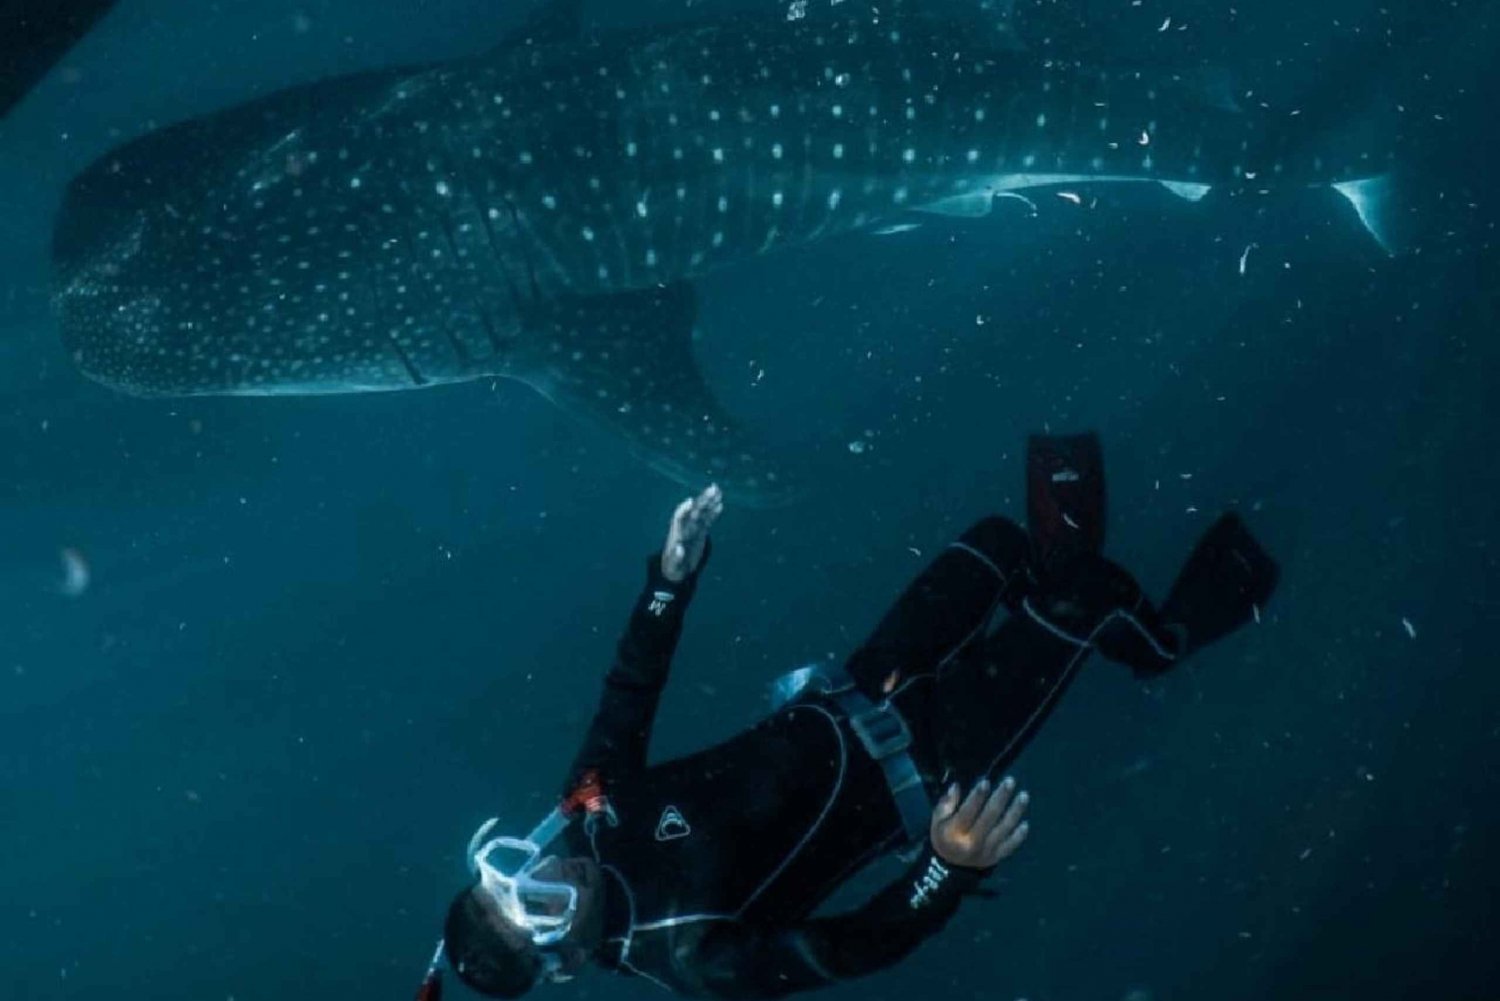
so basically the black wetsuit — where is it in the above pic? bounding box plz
[560,517,1183,999]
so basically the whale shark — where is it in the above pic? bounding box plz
[52,1,1396,498]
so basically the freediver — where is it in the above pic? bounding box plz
[416,433,1279,999]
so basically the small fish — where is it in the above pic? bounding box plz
[1401,617,1417,639]
[873,222,923,236]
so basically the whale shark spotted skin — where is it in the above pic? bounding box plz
[52,3,1395,498]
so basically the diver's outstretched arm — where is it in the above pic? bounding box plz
[662,484,722,581]
[559,488,720,796]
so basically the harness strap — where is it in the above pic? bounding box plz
[769,663,930,848]
[830,684,931,848]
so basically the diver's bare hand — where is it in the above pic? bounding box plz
[661,484,723,582]
[930,776,1030,870]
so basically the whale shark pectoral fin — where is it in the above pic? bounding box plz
[915,192,996,218]
[1333,176,1399,255]
[516,283,795,505]
[493,0,583,53]
[1162,180,1213,202]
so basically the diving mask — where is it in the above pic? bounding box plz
[467,808,579,948]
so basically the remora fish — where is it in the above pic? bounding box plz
[53,1,1396,497]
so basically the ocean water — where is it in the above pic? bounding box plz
[1,1,1496,999]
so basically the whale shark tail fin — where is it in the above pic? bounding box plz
[1332,175,1405,256]
[514,283,797,506]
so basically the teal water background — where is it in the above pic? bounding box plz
[1,1,1495,998]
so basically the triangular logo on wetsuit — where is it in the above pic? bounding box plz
[654,805,691,842]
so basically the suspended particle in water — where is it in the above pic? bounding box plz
[58,547,91,598]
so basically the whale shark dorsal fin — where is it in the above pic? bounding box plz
[1162,181,1212,202]
[494,0,583,53]
[1333,176,1399,255]
[916,192,996,218]
[515,283,793,504]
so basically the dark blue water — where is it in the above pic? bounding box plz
[2,1,1496,998]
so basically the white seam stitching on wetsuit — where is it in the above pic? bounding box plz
[887,587,1007,698]
[1022,598,1093,647]
[600,864,705,993]
[983,608,1116,775]
[620,958,675,994]
[599,864,643,978]
[982,601,1176,777]
[735,703,848,917]
[789,929,840,984]
[981,640,1092,778]
[598,831,734,961]
[947,541,1008,583]
[1110,609,1179,661]
[1024,601,1179,662]
[935,589,1008,678]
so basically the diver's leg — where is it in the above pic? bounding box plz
[927,552,1176,784]
[933,517,1279,783]
[930,607,1096,786]
[843,516,1032,700]
[843,431,1112,699]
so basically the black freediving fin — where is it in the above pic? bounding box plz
[1,0,119,119]
[1026,432,1107,571]
[1161,513,1280,656]
[518,282,794,505]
